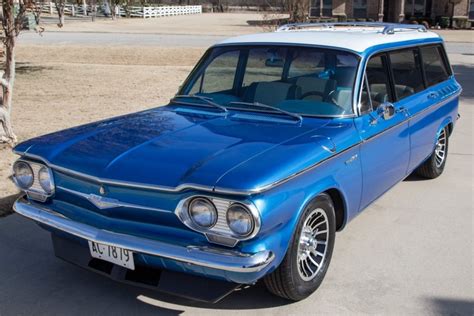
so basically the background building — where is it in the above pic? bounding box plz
[309,0,473,26]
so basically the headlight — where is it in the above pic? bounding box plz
[38,166,54,194]
[188,197,217,228]
[13,161,34,189]
[226,203,254,236]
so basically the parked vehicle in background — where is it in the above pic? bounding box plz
[11,23,461,302]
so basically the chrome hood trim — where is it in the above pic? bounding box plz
[58,186,168,213]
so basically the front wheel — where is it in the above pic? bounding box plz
[263,193,336,301]
[416,126,449,179]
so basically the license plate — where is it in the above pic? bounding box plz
[88,241,135,270]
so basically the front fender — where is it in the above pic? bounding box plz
[237,144,362,274]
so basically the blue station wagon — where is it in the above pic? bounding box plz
[12,23,461,302]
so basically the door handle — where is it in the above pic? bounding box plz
[396,106,406,113]
[427,92,438,99]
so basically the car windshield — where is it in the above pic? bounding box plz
[178,45,360,117]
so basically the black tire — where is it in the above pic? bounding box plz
[263,193,336,301]
[416,126,449,179]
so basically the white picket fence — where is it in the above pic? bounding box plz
[141,6,202,18]
[40,3,202,19]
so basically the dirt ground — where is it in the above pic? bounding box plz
[42,13,277,35]
[0,45,207,200]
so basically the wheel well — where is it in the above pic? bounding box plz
[446,122,454,137]
[325,189,345,231]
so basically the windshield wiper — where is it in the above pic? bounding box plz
[171,95,228,113]
[228,101,303,122]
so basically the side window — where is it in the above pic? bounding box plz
[243,47,286,87]
[389,49,424,100]
[420,45,450,87]
[363,54,393,111]
[190,50,239,94]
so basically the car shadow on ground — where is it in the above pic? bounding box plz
[0,215,293,315]
[427,297,474,315]
[0,193,20,217]
[129,280,293,313]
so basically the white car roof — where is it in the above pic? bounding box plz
[216,26,441,54]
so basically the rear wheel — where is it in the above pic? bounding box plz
[264,193,336,301]
[416,126,449,179]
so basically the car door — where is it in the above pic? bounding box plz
[400,45,453,172]
[354,53,411,210]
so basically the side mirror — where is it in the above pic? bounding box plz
[378,102,395,120]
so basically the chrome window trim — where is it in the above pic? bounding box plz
[199,43,362,118]
[354,40,445,116]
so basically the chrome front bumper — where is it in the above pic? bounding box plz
[13,198,274,274]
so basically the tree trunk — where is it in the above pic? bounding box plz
[82,0,88,16]
[111,4,117,19]
[91,0,97,22]
[0,32,17,144]
[55,0,66,27]
[0,0,18,144]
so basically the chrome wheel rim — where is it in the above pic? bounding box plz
[297,208,329,281]
[435,129,447,168]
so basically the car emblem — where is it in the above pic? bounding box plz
[87,194,123,210]
[99,186,106,195]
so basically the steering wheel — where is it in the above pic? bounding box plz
[300,91,325,100]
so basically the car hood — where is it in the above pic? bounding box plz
[15,106,345,193]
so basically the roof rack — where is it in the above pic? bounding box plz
[276,22,427,35]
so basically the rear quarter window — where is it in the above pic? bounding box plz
[420,45,450,87]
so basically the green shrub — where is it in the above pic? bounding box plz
[439,16,450,28]
[336,15,347,22]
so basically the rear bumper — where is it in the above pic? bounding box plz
[13,198,275,275]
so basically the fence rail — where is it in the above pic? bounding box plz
[40,3,202,19]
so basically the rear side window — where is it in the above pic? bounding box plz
[389,49,424,100]
[420,46,450,87]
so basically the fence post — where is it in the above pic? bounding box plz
[49,2,53,14]
[71,5,75,16]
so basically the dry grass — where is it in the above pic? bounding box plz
[0,44,206,198]
[46,13,270,36]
